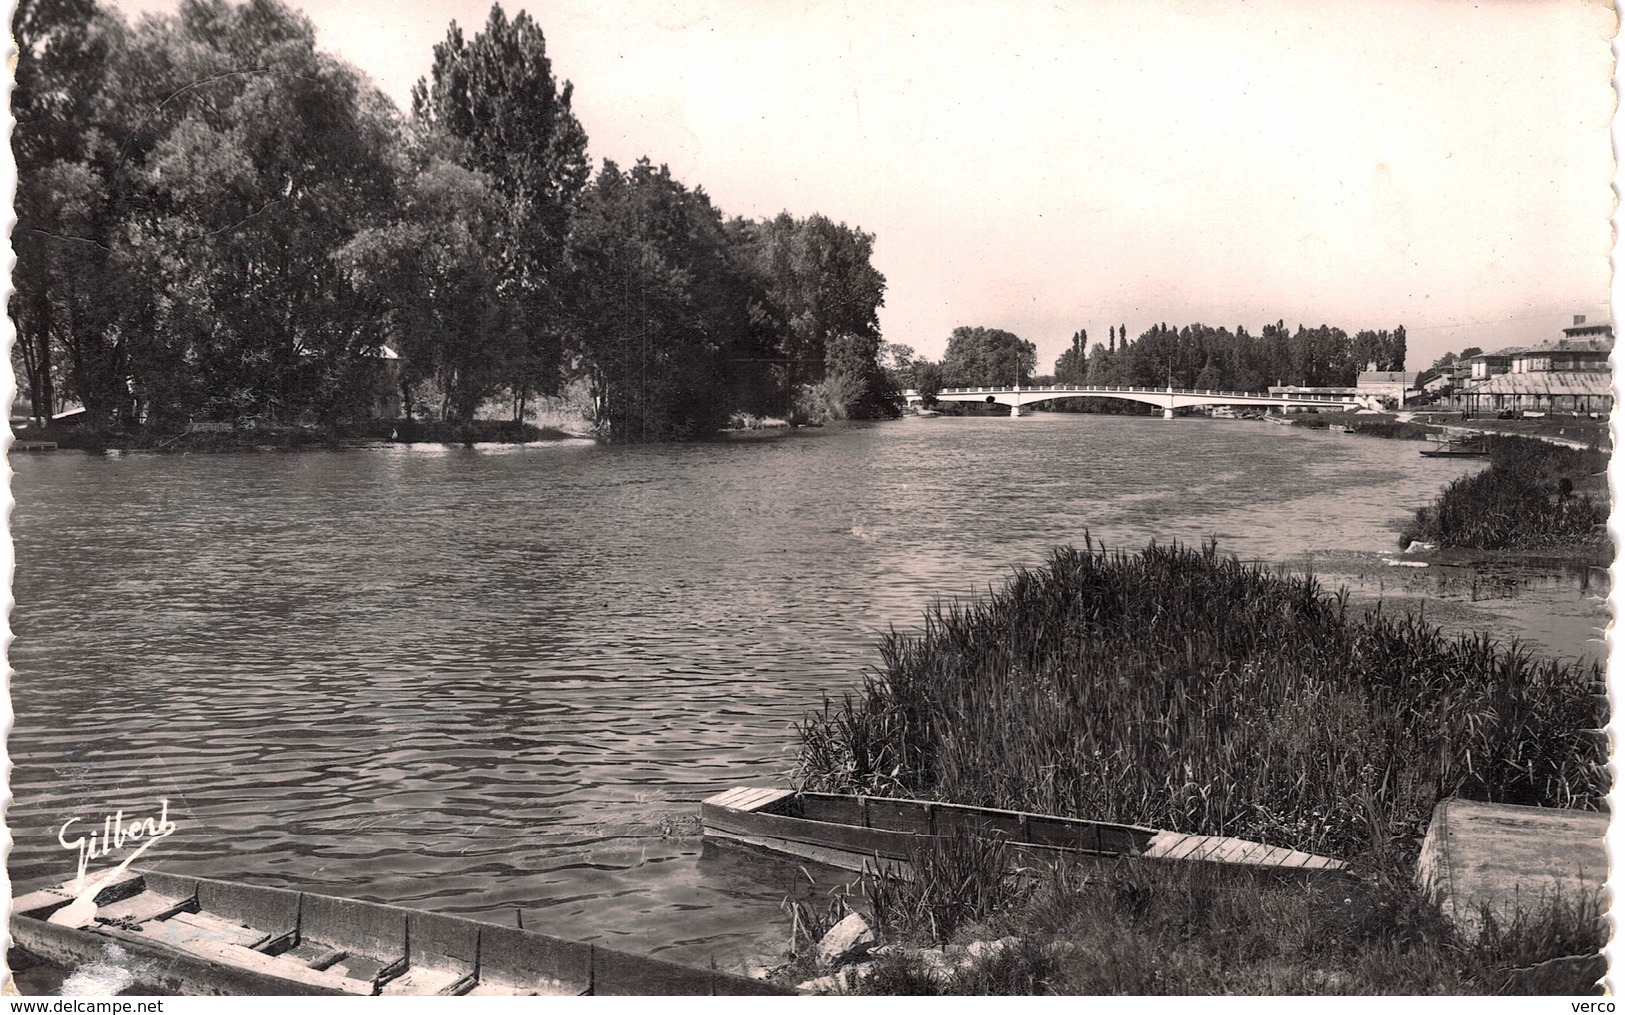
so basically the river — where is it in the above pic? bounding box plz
[7,413,1606,974]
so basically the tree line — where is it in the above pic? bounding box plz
[889,321,1406,403]
[13,0,899,442]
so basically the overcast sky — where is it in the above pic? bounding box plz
[108,0,1616,371]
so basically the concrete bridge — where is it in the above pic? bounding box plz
[912,384,1372,417]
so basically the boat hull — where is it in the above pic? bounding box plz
[701,788,1349,880]
[10,870,790,997]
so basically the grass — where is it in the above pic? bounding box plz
[1401,435,1608,550]
[781,536,1606,994]
[840,857,1605,995]
[794,537,1604,871]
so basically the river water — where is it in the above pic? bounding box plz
[7,414,1607,972]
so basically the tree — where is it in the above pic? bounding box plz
[567,159,762,441]
[1460,346,1483,359]
[11,0,115,423]
[940,326,1036,387]
[412,3,591,409]
[745,212,891,420]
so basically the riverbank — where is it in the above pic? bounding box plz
[11,418,584,452]
[777,535,1606,995]
[1399,435,1608,556]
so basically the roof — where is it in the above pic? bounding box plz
[1517,336,1612,356]
[1462,371,1613,397]
[1357,371,1421,385]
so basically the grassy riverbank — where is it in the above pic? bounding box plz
[1400,435,1608,552]
[785,538,1606,994]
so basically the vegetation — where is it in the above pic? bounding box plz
[847,857,1605,995]
[795,538,1603,868]
[12,0,897,442]
[786,537,1606,994]
[1401,436,1608,550]
[938,327,1039,388]
[899,320,1407,407]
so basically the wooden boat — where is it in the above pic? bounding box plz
[1419,444,1489,458]
[10,868,791,996]
[702,788,1348,879]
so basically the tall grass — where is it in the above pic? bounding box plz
[1402,435,1608,550]
[793,536,1605,871]
[850,860,1607,995]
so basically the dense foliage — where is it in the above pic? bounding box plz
[1052,321,1407,391]
[12,0,898,439]
[794,538,1604,869]
[1402,436,1608,550]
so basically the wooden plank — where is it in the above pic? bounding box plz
[1416,799,1606,936]
[194,877,299,934]
[405,910,478,980]
[1152,833,1207,862]
[703,787,756,809]
[797,795,863,825]
[733,788,794,813]
[168,909,271,949]
[865,798,933,834]
[710,787,782,813]
[719,787,775,811]
[476,922,593,993]
[163,935,374,994]
[379,964,467,996]
[704,803,919,861]
[11,887,73,918]
[933,805,1023,840]
[709,830,910,879]
[97,892,189,925]
[300,890,407,961]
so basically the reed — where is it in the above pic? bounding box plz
[1402,435,1608,550]
[793,536,1605,873]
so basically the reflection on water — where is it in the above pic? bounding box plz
[8,414,1605,970]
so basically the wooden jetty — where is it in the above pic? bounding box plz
[702,787,1348,878]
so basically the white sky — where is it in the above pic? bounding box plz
[106,0,1617,370]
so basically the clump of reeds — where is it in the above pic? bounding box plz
[1402,435,1608,550]
[862,832,1016,944]
[792,535,1605,872]
[1350,420,1436,440]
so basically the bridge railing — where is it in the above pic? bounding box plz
[934,385,1357,402]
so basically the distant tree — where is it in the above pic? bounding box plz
[912,359,944,403]
[337,156,509,422]
[1460,346,1483,359]
[940,326,1036,387]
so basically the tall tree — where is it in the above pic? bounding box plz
[11,0,114,423]
[411,3,591,409]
